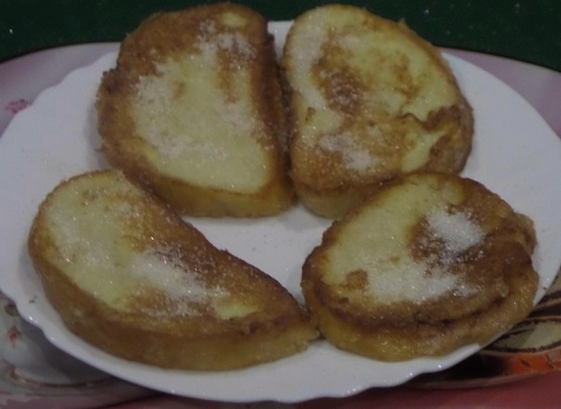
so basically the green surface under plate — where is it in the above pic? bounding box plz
[1,0,560,71]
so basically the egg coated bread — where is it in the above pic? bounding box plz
[28,170,316,370]
[302,172,538,360]
[97,3,293,217]
[282,5,474,218]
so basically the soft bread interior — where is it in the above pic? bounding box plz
[131,28,271,193]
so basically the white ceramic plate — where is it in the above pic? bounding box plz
[1,22,560,403]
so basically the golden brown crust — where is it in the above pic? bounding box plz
[301,172,538,361]
[282,4,474,218]
[28,170,317,370]
[97,3,294,217]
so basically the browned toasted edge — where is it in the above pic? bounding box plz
[301,172,538,361]
[96,3,294,217]
[281,4,474,219]
[28,170,316,370]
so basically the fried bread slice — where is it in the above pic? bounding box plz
[28,170,316,370]
[282,5,474,218]
[97,3,293,217]
[302,172,538,360]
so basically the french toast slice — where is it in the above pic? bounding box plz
[28,170,316,370]
[282,5,474,218]
[97,3,293,217]
[302,172,538,361]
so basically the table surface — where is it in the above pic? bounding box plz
[1,0,561,72]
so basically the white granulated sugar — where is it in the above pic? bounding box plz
[196,19,255,60]
[49,201,113,271]
[427,209,484,254]
[346,149,372,172]
[327,73,361,109]
[60,229,112,271]
[129,249,208,303]
[294,26,324,76]
[216,33,234,49]
[366,257,474,304]
[135,69,183,158]
[358,208,483,304]
[134,55,258,160]
[135,74,231,160]
[331,90,358,108]
[216,33,255,58]
[198,19,217,36]
[301,86,327,112]
[367,124,384,140]
[337,33,362,50]
[196,40,220,66]
[293,25,327,110]
[318,132,377,172]
[452,282,477,297]
[219,93,260,135]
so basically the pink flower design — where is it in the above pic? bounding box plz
[5,99,30,114]
[6,326,21,346]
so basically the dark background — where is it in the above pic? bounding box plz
[1,0,560,71]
